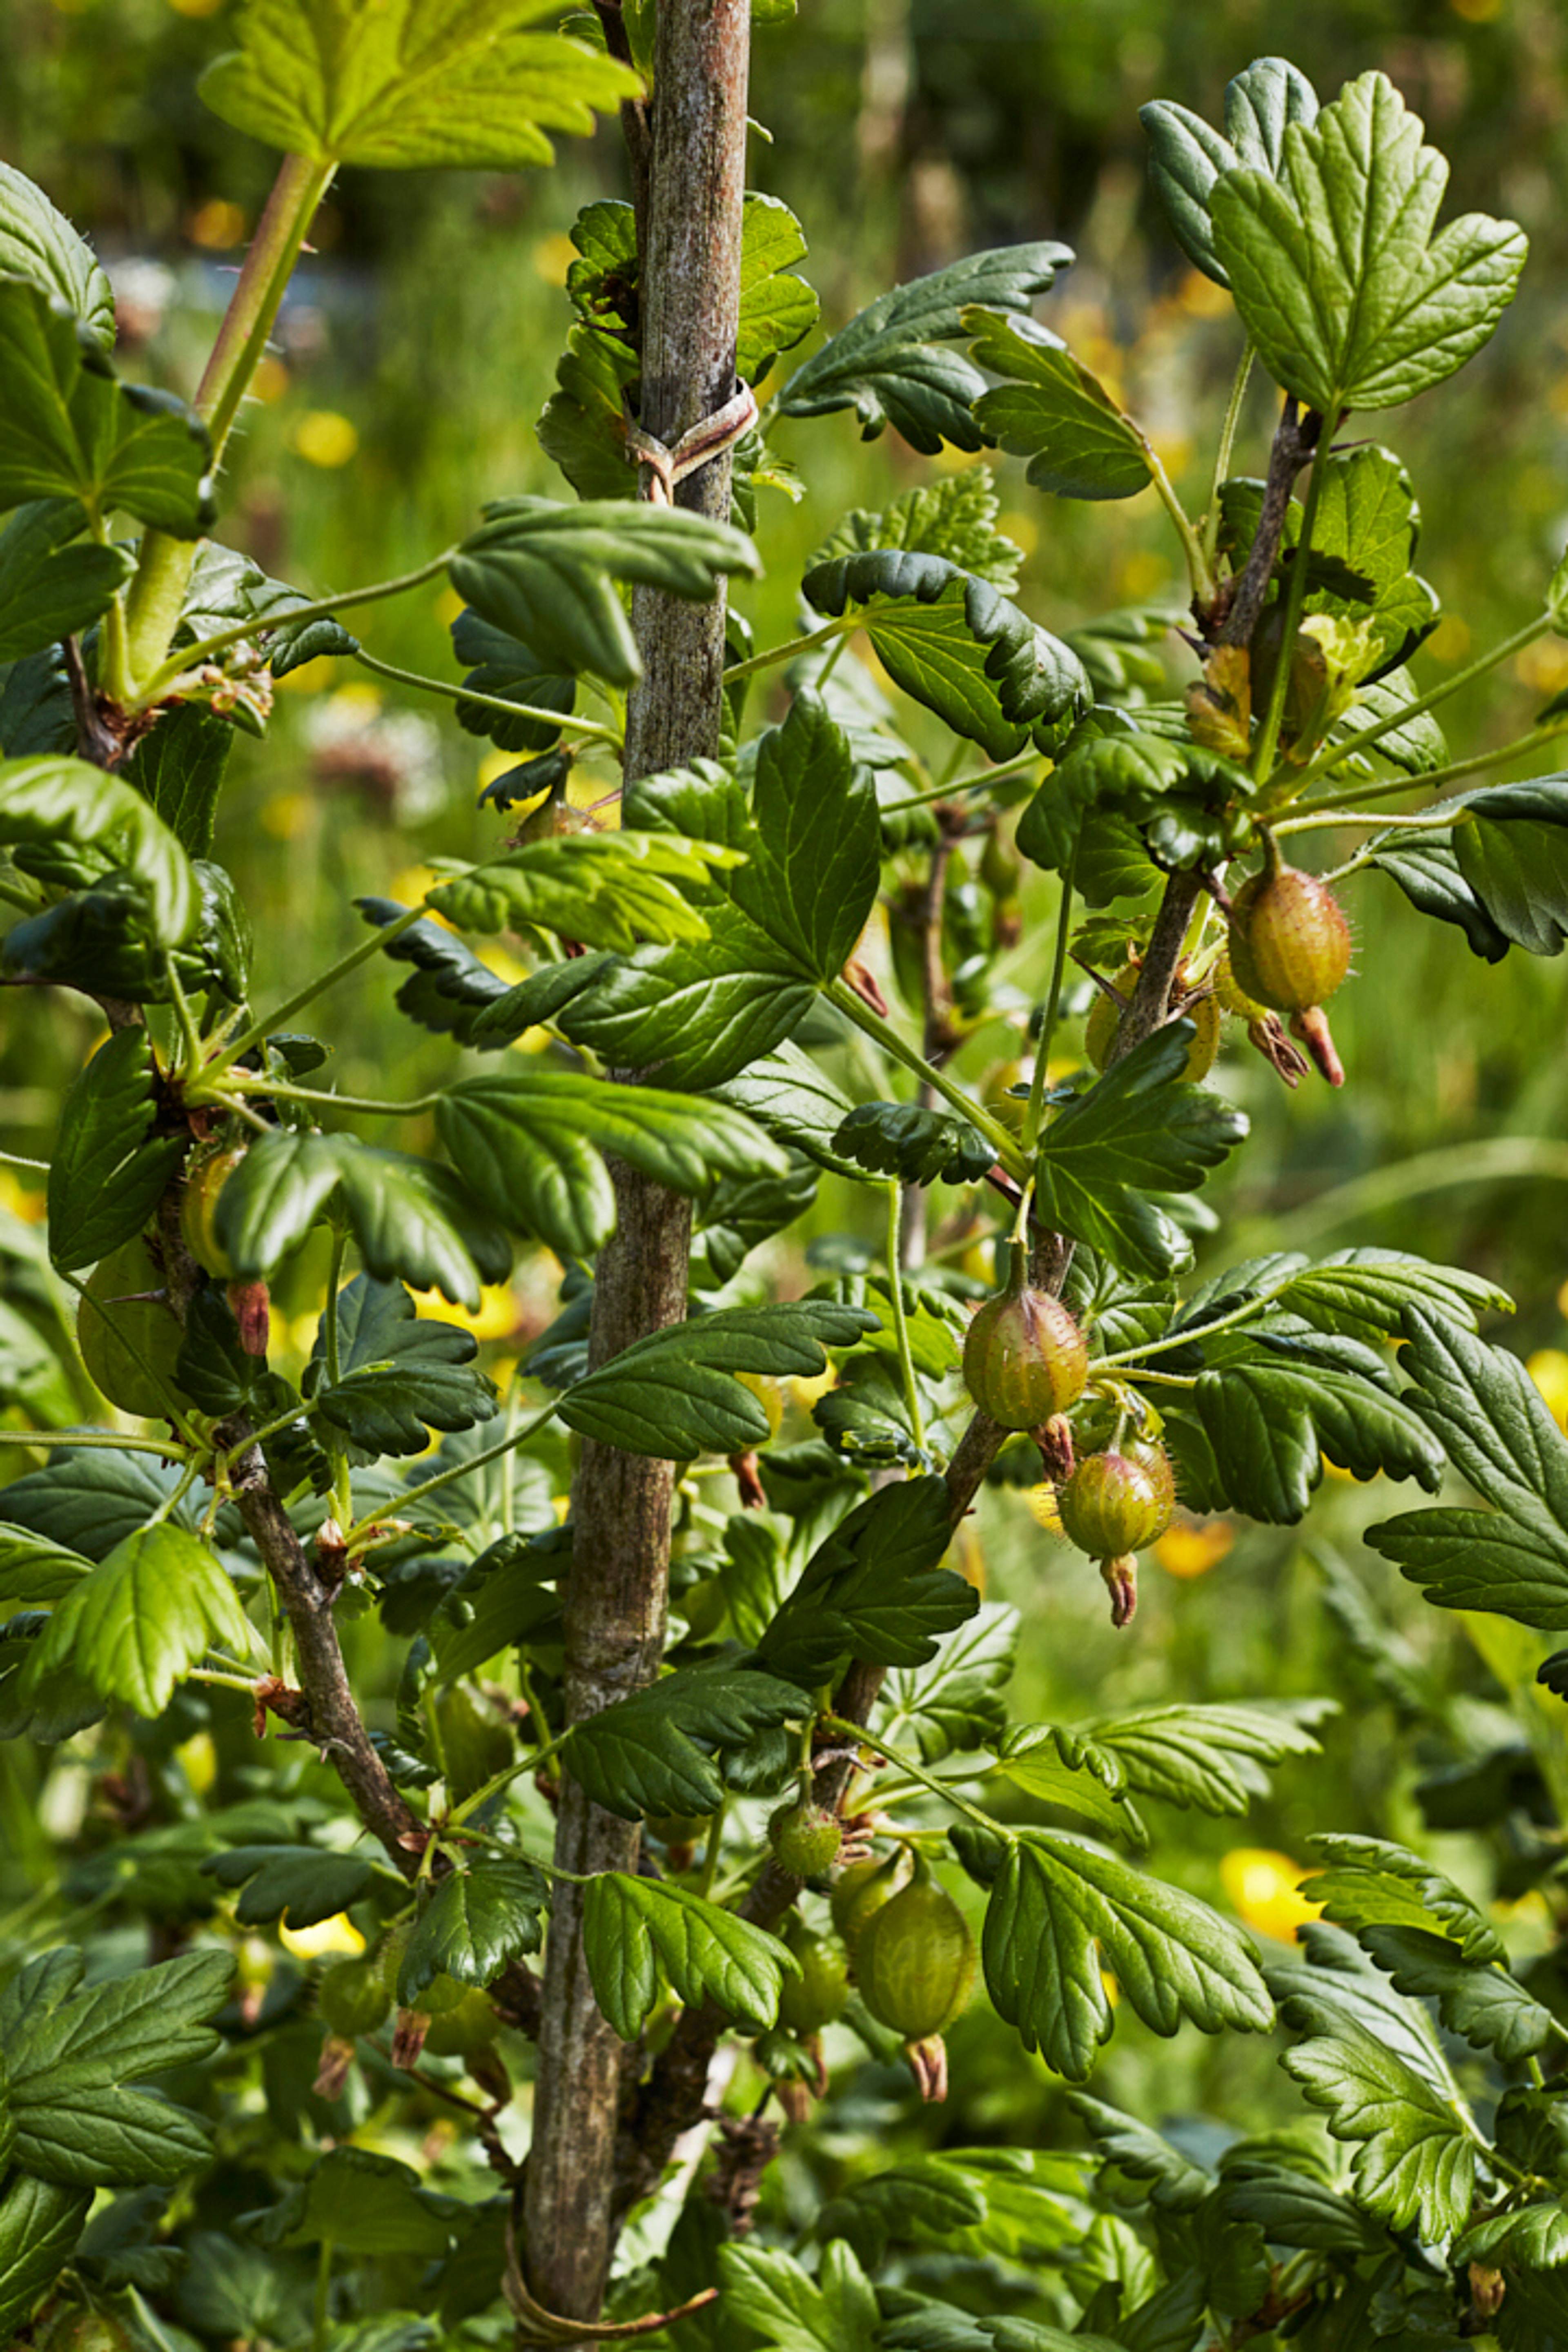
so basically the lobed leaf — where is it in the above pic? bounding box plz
[581,1873,795,2040]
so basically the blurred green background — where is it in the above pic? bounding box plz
[6,0,1568,2250]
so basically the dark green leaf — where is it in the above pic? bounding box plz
[1282,2022,1476,2239]
[536,321,640,503]
[1359,1924,1552,2061]
[967,310,1153,501]
[264,2148,453,2258]
[174,1282,264,1418]
[711,1042,864,1178]
[581,1873,794,2040]
[1274,1248,1510,1345]
[807,466,1021,590]
[1080,1699,1333,1815]
[564,1662,807,1821]
[558,1300,877,1457]
[1031,1025,1246,1278]
[1016,727,1250,876]
[0,2172,91,2341]
[731,692,880,979]
[0,1448,198,1559]
[0,501,132,660]
[1141,56,1319,287]
[199,0,639,169]
[1068,2094,1210,2210]
[1454,777,1568,956]
[395,1858,548,2002]
[201,1844,380,1928]
[803,550,1087,760]
[1368,1310,1568,1626]
[832,1101,995,1187]
[450,608,575,753]
[557,901,815,1091]
[1304,1832,1505,1961]
[778,243,1073,454]
[0,753,198,943]
[0,1528,90,1611]
[305,1276,497,1457]
[0,278,212,532]
[124,704,235,858]
[736,194,820,382]
[46,1027,183,1271]
[880,1602,1019,1762]
[437,1065,785,1265]
[428,828,737,951]
[450,497,759,689]
[758,1474,974,1683]
[1194,1340,1445,1524]
[1370,835,1509,962]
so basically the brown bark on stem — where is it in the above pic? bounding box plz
[521,0,751,2331]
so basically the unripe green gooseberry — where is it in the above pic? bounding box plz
[318,1954,391,2039]
[778,1919,849,2035]
[768,1798,842,1877]
[830,1853,906,1959]
[1085,962,1220,1081]
[76,1236,184,1419]
[856,1872,976,2042]
[963,1246,1088,1432]
[180,1145,247,1280]
[1057,1444,1175,1559]
[1227,855,1351,1016]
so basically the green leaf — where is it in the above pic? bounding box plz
[1068,2094,1210,2211]
[0,1449,198,1559]
[1358,1924,1552,2062]
[305,1276,497,1457]
[2,1944,233,2185]
[1370,833,1509,962]
[0,500,132,660]
[449,608,575,753]
[435,1065,785,1262]
[1016,727,1250,877]
[807,466,1022,590]
[1458,2203,1568,2270]
[214,1130,510,1310]
[581,1873,794,2039]
[697,1154,818,1285]
[0,2172,91,2341]
[0,163,114,344]
[737,194,820,381]
[556,902,814,1092]
[1080,1700,1334,1815]
[1303,1832,1505,1961]
[1281,2021,1476,2239]
[802,550,1087,760]
[395,1858,548,2002]
[712,1042,864,1178]
[450,497,759,689]
[201,1843,381,1928]
[267,2148,452,2258]
[718,2240,880,2352]
[1368,1310,1568,1625]
[38,1524,252,1714]
[536,321,639,503]
[989,1728,1146,1845]
[198,0,639,169]
[982,1828,1273,2081]
[46,1027,184,1272]
[563,1662,807,1821]
[732,692,881,980]
[1272,1247,1510,1345]
[1453,777,1568,956]
[1141,55,1319,287]
[1031,1025,1246,1278]
[779,243,1073,454]
[967,310,1153,501]
[1209,71,1528,415]
[1219,446,1439,675]
[832,1101,995,1188]
[1194,1338,1445,1524]
[884,1599,1020,1768]
[759,1475,974,1684]
[0,278,212,532]
[428,829,737,952]
[0,754,198,944]
[558,1300,877,1458]
[0,1528,90,1611]
[123,704,235,859]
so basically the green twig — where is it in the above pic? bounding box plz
[204,901,432,1078]
[820,1713,1007,1839]
[1020,846,1074,1156]
[352,648,624,750]
[1281,722,1568,822]
[1202,343,1254,568]
[826,978,1026,1179]
[1276,615,1551,800]
[883,1182,927,1456]
[878,746,1042,818]
[135,553,456,708]
[348,1399,559,1541]
[1252,423,1329,782]
[723,615,852,682]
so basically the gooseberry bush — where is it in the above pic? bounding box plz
[7,11,1568,2346]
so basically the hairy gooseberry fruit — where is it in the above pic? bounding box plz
[76,1236,184,1418]
[768,1798,842,1877]
[1227,853,1351,1017]
[180,1145,246,1280]
[1212,945,1267,1023]
[318,1954,391,2039]
[830,1853,906,1958]
[434,1680,514,1802]
[857,1872,976,2043]
[778,1919,849,2036]
[963,1246,1088,1431]
[1085,963,1220,1082]
[1057,1444,1174,1559]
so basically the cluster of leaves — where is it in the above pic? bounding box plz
[7,20,1568,2352]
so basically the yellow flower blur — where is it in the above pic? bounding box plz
[1528,1349,1568,1430]
[294,410,361,468]
[1221,1848,1321,1944]
[1154,1519,1234,1579]
[279,1913,366,1960]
